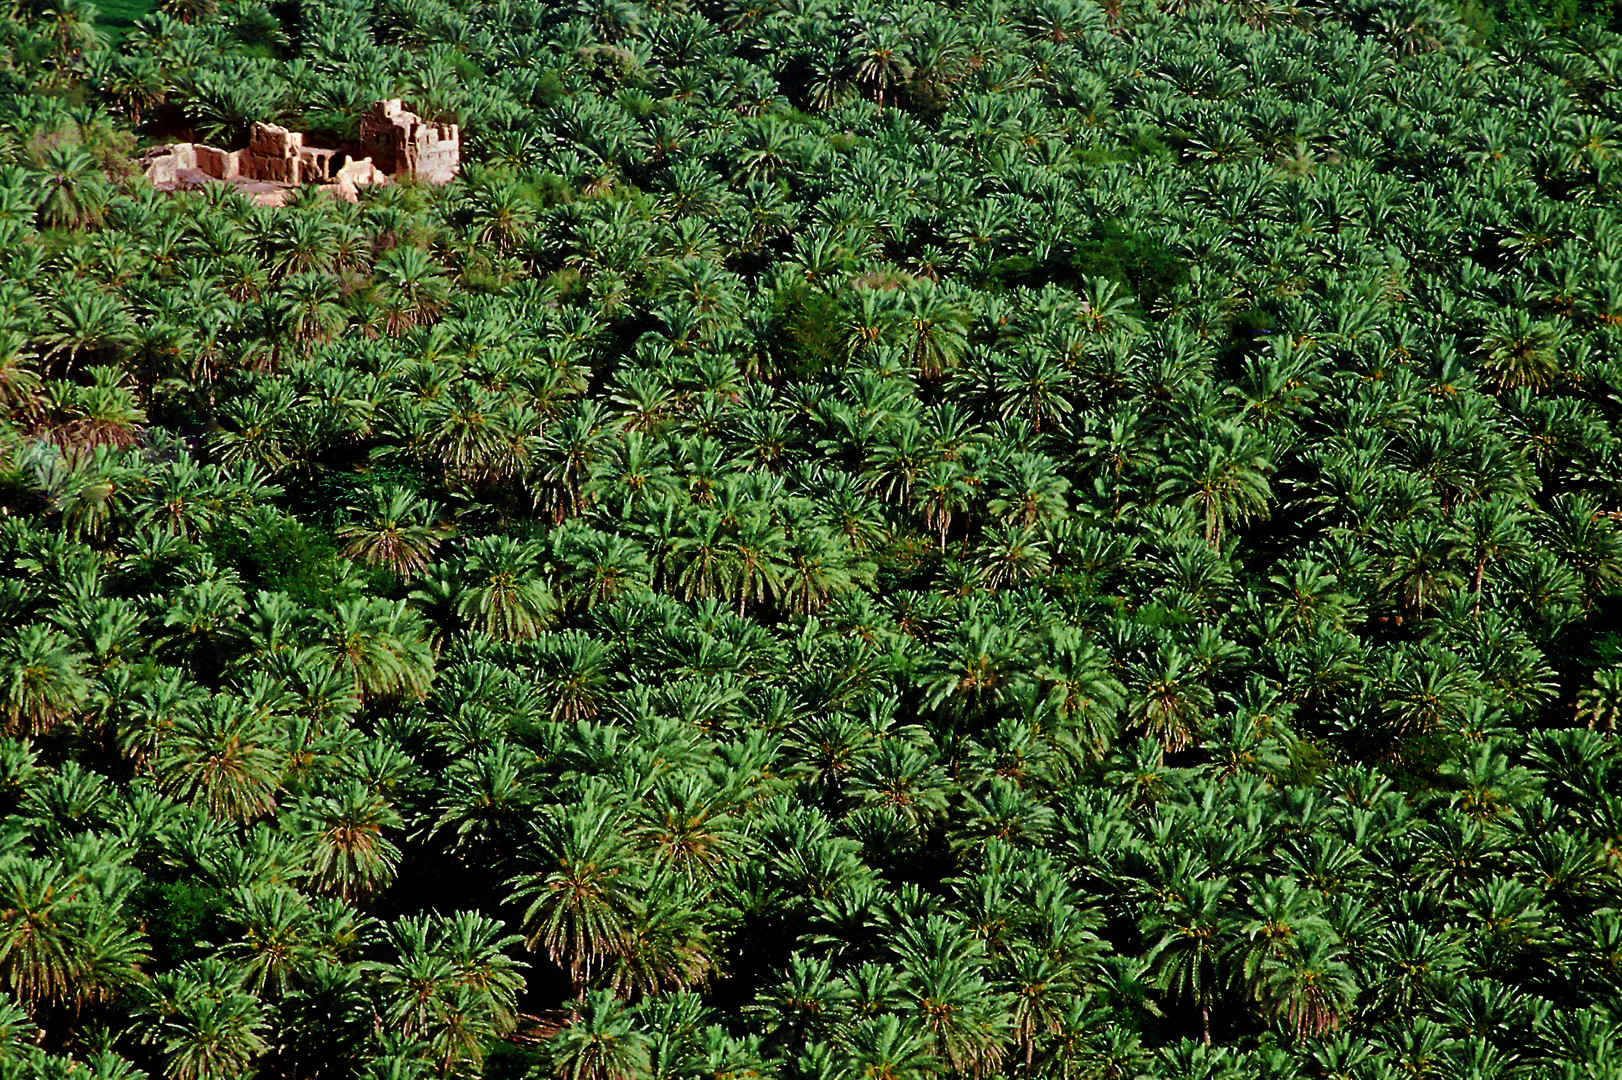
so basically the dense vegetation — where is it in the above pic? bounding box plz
[5,0,1622,1076]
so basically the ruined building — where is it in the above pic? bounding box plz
[141,101,460,205]
[360,100,461,185]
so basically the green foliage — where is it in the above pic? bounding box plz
[130,879,227,968]
[205,510,356,609]
[984,221,1189,313]
[767,283,847,381]
[3,0,1622,1077]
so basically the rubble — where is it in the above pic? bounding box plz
[141,101,457,205]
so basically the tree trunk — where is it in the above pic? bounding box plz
[1201,1004,1211,1047]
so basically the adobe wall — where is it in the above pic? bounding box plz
[194,145,240,180]
[142,102,458,197]
[244,123,303,184]
[411,128,461,185]
[361,99,460,184]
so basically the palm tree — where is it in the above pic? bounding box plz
[374,916,505,1076]
[840,1014,938,1080]
[974,523,1052,591]
[914,459,972,552]
[371,911,523,1073]
[1447,497,1531,615]
[1478,309,1564,391]
[546,990,650,1080]
[430,740,539,860]
[34,143,108,231]
[154,695,286,822]
[553,527,652,610]
[994,352,1075,431]
[337,487,452,577]
[601,880,719,998]
[374,246,451,335]
[673,511,734,603]
[843,287,905,358]
[1123,647,1213,752]
[864,419,935,507]
[465,177,538,253]
[506,800,640,986]
[534,632,613,723]
[51,365,146,455]
[1227,880,1331,1002]
[1379,520,1463,624]
[1156,428,1272,549]
[583,432,681,518]
[902,281,970,378]
[293,780,403,901]
[140,971,271,1080]
[782,527,869,614]
[0,855,146,1012]
[0,333,45,421]
[37,287,134,374]
[0,626,90,736]
[987,453,1069,526]
[1542,494,1622,600]
[1035,629,1125,750]
[891,917,1013,1075]
[314,598,436,701]
[434,910,526,1034]
[451,536,558,641]
[1366,924,1465,1016]
[216,886,318,997]
[103,54,167,126]
[1142,877,1233,1047]
[728,513,790,617]
[850,23,912,104]
[1576,667,1622,733]
[276,273,347,349]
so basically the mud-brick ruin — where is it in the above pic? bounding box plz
[141,100,460,205]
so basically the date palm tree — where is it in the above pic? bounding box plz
[546,990,650,1080]
[553,526,652,610]
[314,598,436,701]
[1157,427,1272,550]
[374,246,451,336]
[0,626,90,736]
[1257,933,1357,1037]
[1124,646,1214,752]
[1379,520,1463,624]
[452,536,557,641]
[154,695,286,822]
[506,800,640,986]
[139,968,270,1080]
[1142,877,1233,1047]
[914,458,971,552]
[1576,667,1622,733]
[34,143,108,231]
[902,281,970,378]
[37,287,134,374]
[337,487,452,578]
[293,780,403,901]
[0,854,146,1012]
[1447,497,1531,615]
